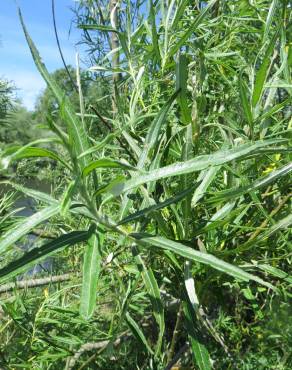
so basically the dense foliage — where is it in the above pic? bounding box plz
[0,1,291,369]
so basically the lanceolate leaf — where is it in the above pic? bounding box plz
[132,246,164,356]
[137,236,273,288]
[19,9,89,168]
[60,180,77,216]
[3,146,71,170]
[181,124,193,238]
[0,204,61,254]
[0,229,92,284]
[169,0,218,57]
[125,312,154,355]
[209,162,292,203]
[176,53,191,124]
[118,185,197,225]
[77,133,119,159]
[111,139,286,196]
[82,158,139,177]
[0,181,58,205]
[191,166,221,208]
[188,335,211,370]
[148,0,161,63]
[139,90,179,167]
[257,264,292,284]
[80,232,103,319]
[79,24,116,33]
[183,299,211,370]
[252,29,279,107]
[264,0,280,43]
[256,97,292,123]
[239,74,253,133]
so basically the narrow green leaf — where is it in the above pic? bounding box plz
[191,166,221,208]
[0,204,61,254]
[252,29,279,107]
[83,158,139,177]
[239,74,253,134]
[0,229,92,284]
[209,163,292,203]
[125,312,154,355]
[0,181,57,205]
[47,115,70,149]
[256,97,292,123]
[189,336,212,370]
[264,0,280,43]
[78,24,116,32]
[80,232,102,319]
[169,0,218,57]
[77,133,119,159]
[3,146,71,170]
[193,212,238,237]
[138,236,273,288]
[181,124,193,238]
[148,0,161,63]
[19,9,89,168]
[122,131,142,159]
[116,31,131,60]
[132,246,164,356]
[182,283,211,370]
[118,185,196,225]
[111,139,286,196]
[209,202,236,222]
[176,53,191,124]
[60,180,77,216]
[139,90,179,167]
[257,264,292,284]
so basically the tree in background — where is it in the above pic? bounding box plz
[34,65,111,136]
[34,66,81,124]
[0,78,14,120]
[0,78,40,149]
[0,106,39,147]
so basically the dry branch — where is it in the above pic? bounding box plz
[0,273,73,293]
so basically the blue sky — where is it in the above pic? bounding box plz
[0,0,83,110]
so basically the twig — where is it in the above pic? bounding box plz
[89,105,135,161]
[0,273,73,294]
[89,105,113,131]
[164,343,189,370]
[248,193,291,241]
[70,320,151,369]
[167,304,183,363]
[30,228,57,239]
[51,0,78,92]
[67,331,131,369]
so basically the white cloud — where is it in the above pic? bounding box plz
[0,6,83,111]
[5,71,46,111]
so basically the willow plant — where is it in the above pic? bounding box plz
[0,0,291,369]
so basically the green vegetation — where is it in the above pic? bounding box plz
[0,78,14,120]
[0,1,291,369]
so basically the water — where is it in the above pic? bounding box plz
[0,178,53,275]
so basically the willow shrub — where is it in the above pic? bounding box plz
[0,1,291,369]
